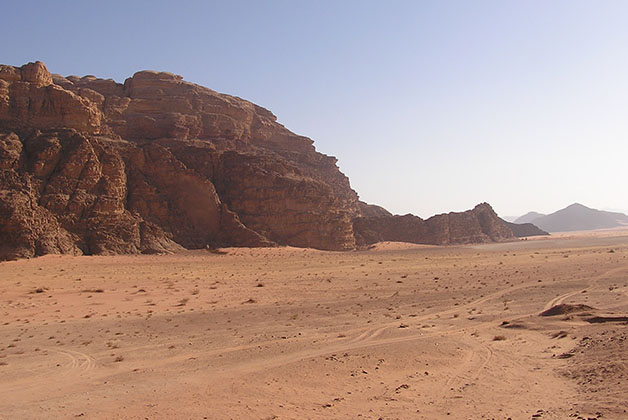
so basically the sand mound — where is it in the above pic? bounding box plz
[540,304,595,317]
[366,241,439,251]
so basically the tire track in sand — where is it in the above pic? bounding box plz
[543,266,628,312]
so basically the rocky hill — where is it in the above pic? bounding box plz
[0,61,517,260]
[502,220,549,237]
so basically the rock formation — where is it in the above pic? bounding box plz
[0,61,518,260]
[353,203,514,246]
[503,220,549,237]
[358,201,392,218]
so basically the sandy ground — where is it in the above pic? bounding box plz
[1,232,627,420]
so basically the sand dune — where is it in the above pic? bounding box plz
[1,234,627,419]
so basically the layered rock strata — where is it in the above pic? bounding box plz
[0,61,518,260]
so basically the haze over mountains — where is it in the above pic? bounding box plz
[513,203,628,233]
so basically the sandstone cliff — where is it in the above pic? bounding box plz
[353,203,514,246]
[0,61,516,260]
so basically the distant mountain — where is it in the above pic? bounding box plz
[514,211,546,224]
[602,207,628,214]
[517,203,628,233]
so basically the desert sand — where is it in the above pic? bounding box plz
[1,232,627,420]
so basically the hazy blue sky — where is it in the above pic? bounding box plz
[2,1,627,218]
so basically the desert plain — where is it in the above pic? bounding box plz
[1,231,627,420]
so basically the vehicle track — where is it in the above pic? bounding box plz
[50,348,97,373]
[543,266,627,311]
[0,348,96,395]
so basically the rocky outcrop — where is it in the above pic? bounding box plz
[0,62,102,134]
[0,61,518,260]
[0,127,278,258]
[503,220,549,237]
[358,201,392,218]
[0,61,359,259]
[353,203,515,246]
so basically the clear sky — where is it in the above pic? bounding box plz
[2,1,627,218]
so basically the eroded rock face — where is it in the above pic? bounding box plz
[353,203,515,246]
[1,62,102,134]
[358,201,392,218]
[0,61,360,259]
[0,61,516,260]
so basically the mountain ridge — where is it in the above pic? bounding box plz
[513,203,628,233]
